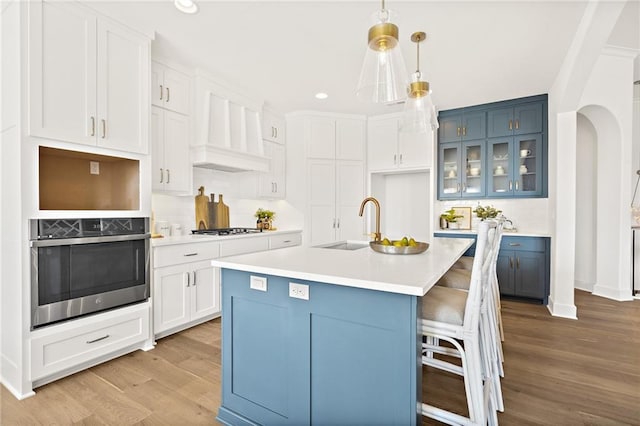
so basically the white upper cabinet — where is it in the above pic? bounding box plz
[151,61,190,115]
[151,106,190,193]
[258,141,286,199]
[367,114,433,172]
[28,0,149,154]
[262,108,286,144]
[308,117,365,161]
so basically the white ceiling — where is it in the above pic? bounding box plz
[85,1,636,116]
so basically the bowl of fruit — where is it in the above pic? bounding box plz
[369,236,429,255]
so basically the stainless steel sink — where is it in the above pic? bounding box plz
[318,241,369,250]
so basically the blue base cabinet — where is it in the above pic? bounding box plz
[434,233,550,304]
[218,269,421,426]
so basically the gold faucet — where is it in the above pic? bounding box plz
[359,197,381,242]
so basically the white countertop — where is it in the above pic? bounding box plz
[211,237,474,297]
[434,229,551,238]
[151,229,302,247]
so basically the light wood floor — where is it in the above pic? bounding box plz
[3,290,639,425]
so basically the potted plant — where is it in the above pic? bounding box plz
[473,204,502,221]
[254,208,276,230]
[440,208,463,229]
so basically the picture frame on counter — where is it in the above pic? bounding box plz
[452,207,472,230]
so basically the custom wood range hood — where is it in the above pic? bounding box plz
[191,70,270,173]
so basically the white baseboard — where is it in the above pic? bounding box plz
[547,295,577,319]
[574,280,594,292]
[592,284,634,302]
[0,375,35,400]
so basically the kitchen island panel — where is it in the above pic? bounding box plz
[218,269,420,426]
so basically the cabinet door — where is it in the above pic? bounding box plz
[367,118,399,171]
[514,251,546,299]
[308,117,336,159]
[461,111,486,141]
[28,0,97,145]
[151,107,165,191]
[308,160,337,245]
[514,102,543,135]
[461,140,485,197]
[487,107,513,138]
[336,161,365,241]
[191,263,220,321]
[96,19,149,154]
[162,67,190,115]
[151,63,164,108]
[262,110,286,144]
[496,251,515,296]
[513,134,542,197]
[259,142,286,199]
[438,113,462,143]
[439,143,461,199]
[398,127,433,169]
[154,265,189,334]
[336,119,365,161]
[487,137,514,197]
[163,110,190,192]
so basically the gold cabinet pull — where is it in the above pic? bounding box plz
[101,119,106,138]
[462,182,467,192]
[160,84,163,100]
[456,183,461,193]
[160,168,164,183]
[508,119,513,130]
[457,127,461,136]
[515,180,519,191]
[515,119,520,130]
[90,116,95,136]
[509,180,513,191]
[462,127,467,136]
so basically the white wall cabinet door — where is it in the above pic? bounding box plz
[151,107,190,193]
[28,0,97,146]
[308,118,336,159]
[308,159,337,246]
[398,130,433,169]
[262,109,286,144]
[190,263,220,321]
[367,118,399,171]
[28,0,149,154]
[258,141,286,199]
[336,160,365,241]
[153,264,190,334]
[336,119,366,161]
[152,62,190,115]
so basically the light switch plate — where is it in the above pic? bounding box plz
[90,161,100,175]
[250,275,267,292]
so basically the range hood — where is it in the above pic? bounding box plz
[191,71,270,173]
[191,145,269,173]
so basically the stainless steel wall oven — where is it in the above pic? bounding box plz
[30,217,150,329]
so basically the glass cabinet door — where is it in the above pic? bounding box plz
[462,141,485,197]
[514,134,542,196]
[487,138,513,197]
[439,143,461,198]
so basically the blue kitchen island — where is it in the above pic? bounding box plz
[211,237,474,425]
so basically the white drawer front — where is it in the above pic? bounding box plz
[31,304,150,381]
[154,241,220,268]
[220,237,269,257]
[269,233,302,250]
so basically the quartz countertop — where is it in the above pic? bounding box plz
[211,237,474,296]
[434,229,551,238]
[151,229,302,247]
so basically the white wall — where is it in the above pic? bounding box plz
[574,113,598,291]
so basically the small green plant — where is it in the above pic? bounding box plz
[473,205,502,220]
[254,208,276,220]
[440,208,463,223]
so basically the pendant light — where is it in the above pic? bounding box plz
[401,32,438,133]
[356,0,408,104]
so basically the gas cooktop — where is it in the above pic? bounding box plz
[191,227,263,236]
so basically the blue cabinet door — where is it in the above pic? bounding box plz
[514,251,546,299]
[487,137,515,197]
[487,107,513,138]
[496,252,515,296]
[462,111,487,141]
[461,140,486,198]
[513,133,543,197]
[439,143,462,199]
[439,113,463,143]
[514,102,543,135]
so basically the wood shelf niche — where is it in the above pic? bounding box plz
[39,147,140,210]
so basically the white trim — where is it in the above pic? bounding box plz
[592,284,634,301]
[574,279,594,292]
[546,295,577,319]
[285,110,367,120]
[601,45,640,59]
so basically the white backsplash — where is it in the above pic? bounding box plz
[434,198,552,234]
[152,167,303,235]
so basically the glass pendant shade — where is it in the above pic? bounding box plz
[356,9,408,104]
[401,88,438,133]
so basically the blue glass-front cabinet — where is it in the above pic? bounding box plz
[439,141,486,199]
[437,94,547,200]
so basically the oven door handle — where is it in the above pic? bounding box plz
[30,233,150,247]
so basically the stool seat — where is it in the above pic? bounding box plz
[422,286,467,325]
[437,268,471,290]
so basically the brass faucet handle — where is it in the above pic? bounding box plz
[369,232,382,242]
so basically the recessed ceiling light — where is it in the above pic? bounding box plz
[315,92,328,100]
[175,0,198,14]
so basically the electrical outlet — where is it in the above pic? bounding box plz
[90,161,100,175]
[250,275,267,292]
[289,282,309,300]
